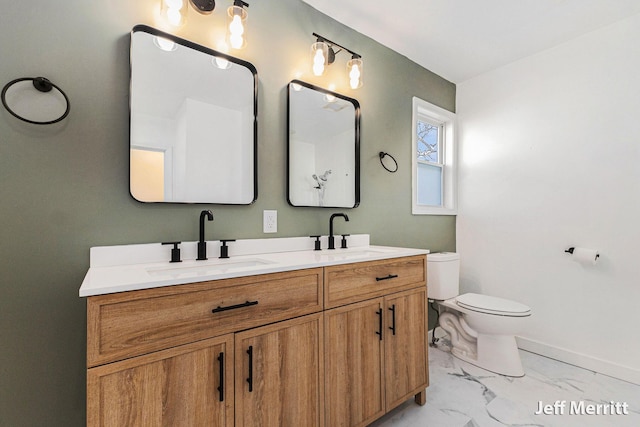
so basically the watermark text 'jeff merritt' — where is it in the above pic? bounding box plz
[535,400,629,416]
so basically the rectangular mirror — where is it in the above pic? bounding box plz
[129,25,257,204]
[287,80,360,208]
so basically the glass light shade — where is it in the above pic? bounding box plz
[311,41,329,76]
[227,5,248,49]
[160,0,187,28]
[347,57,363,89]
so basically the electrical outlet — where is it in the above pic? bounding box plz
[263,210,277,233]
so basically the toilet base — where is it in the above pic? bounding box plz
[451,333,524,377]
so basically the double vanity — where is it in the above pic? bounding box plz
[81,235,429,426]
[115,22,426,427]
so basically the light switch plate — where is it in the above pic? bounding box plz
[263,210,277,233]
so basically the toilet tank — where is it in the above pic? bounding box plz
[427,252,460,300]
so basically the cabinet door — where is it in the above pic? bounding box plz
[235,312,324,427]
[325,298,385,427]
[87,335,234,427]
[384,287,428,410]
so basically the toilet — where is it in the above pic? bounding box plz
[428,252,531,377]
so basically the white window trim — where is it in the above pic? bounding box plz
[412,96,457,215]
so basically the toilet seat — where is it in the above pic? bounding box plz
[456,293,531,317]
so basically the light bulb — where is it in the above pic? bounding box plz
[160,0,186,28]
[311,41,328,76]
[349,64,360,79]
[167,9,182,26]
[313,50,325,76]
[227,5,248,49]
[229,15,244,36]
[347,57,363,89]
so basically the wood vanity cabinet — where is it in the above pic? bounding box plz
[234,313,324,427]
[86,268,324,427]
[324,256,428,427]
[85,255,427,427]
[87,335,235,426]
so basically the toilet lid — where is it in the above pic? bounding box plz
[456,293,531,317]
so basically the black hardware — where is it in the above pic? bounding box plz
[212,300,258,314]
[161,241,182,263]
[246,346,253,392]
[340,234,350,249]
[389,304,396,335]
[310,235,322,251]
[217,352,224,402]
[379,152,398,173]
[564,246,600,260]
[312,33,361,61]
[376,308,383,341]
[197,210,214,260]
[190,0,216,14]
[219,239,236,259]
[1,77,70,125]
[376,274,398,282]
[328,213,349,250]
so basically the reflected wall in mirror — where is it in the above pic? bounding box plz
[130,25,257,204]
[287,80,360,208]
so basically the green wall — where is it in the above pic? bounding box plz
[0,0,455,425]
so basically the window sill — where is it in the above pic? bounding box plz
[412,206,457,216]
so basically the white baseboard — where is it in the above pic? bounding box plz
[429,328,640,385]
[516,336,640,386]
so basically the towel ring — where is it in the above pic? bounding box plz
[379,151,398,173]
[1,77,70,125]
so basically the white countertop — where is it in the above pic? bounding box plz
[79,235,429,297]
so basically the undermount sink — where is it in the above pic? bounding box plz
[146,258,274,277]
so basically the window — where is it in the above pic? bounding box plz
[412,97,457,215]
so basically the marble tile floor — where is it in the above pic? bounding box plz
[370,338,640,427]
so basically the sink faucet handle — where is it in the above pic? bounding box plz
[310,235,322,251]
[219,239,236,259]
[161,241,182,263]
[340,234,350,249]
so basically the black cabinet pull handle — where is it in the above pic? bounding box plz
[376,274,398,282]
[375,308,383,341]
[389,304,396,335]
[212,300,258,314]
[246,346,253,392]
[217,352,224,402]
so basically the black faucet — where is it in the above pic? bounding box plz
[197,210,214,260]
[328,213,349,250]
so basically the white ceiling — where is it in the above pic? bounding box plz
[301,0,640,83]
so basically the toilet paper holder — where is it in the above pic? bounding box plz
[564,247,600,259]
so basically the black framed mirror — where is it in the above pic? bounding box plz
[287,80,360,208]
[129,25,257,204]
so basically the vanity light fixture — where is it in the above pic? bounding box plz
[311,33,363,89]
[227,0,249,50]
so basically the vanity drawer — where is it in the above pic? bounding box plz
[324,255,426,308]
[87,268,323,367]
